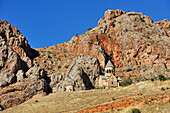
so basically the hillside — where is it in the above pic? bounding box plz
[0,9,170,111]
[35,9,170,92]
[2,80,170,113]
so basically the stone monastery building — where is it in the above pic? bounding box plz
[99,60,121,88]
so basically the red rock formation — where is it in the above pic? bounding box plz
[35,9,169,93]
[0,9,169,110]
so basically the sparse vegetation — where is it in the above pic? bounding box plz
[1,80,170,113]
[99,26,103,29]
[151,78,154,82]
[148,23,152,27]
[139,16,145,22]
[64,65,68,68]
[101,33,107,35]
[158,74,166,81]
[2,104,7,110]
[112,97,115,101]
[120,77,132,86]
[75,33,78,37]
[52,53,56,56]
[88,28,92,31]
[47,51,52,54]
[111,22,115,27]
[167,25,170,29]
[57,66,61,69]
[131,108,141,113]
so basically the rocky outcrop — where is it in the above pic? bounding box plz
[50,55,100,92]
[155,19,170,37]
[0,20,48,109]
[67,10,170,81]
[37,9,169,91]
[0,9,169,110]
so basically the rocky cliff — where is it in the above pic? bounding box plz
[0,9,170,110]
[0,20,50,109]
[35,9,170,92]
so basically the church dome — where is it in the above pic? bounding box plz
[105,60,114,68]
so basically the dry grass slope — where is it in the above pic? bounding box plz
[2,80,170,113]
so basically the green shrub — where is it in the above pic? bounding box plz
[112,97,115,100]
[131,108,141,113]
[2,104,7,110]
[151,78,154,82]
[52,53,56,56]
[101,33,107,35]
[75,33,78,37]
[148,23,152,27]
[167,25,170,29]
[111,22,115,27]
[158,74,166,81]
[120,77,132,86]
[139,16,145,22]
[88,28,92,31]
[65,65,68,68]
[48,51,52,54]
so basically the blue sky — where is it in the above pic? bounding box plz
[0,0,170,48]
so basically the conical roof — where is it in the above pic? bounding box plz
[105,60,114,68]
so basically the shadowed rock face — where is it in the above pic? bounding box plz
[0,20,48,109]
[0,9,170,109]
[50,55,100,92]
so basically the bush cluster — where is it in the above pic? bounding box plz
[158,74,166,81]
[132,108,141,113]
[111,22,115,27]
[120,77,132,86]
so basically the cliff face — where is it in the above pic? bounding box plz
[35,9,169,92]
[0,20,49,108]
[0,9,170,109]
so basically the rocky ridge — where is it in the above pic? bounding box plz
[35,9,170,92]
[0,9,170,110]
[0,20,49,109]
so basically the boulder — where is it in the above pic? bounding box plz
[16,70,25,82]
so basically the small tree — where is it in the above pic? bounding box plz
[158,74,166,81]
[151,78,154,82]
[111,22,115,27]
[120,77,132,86]
[88,28,92,31]
[58,66,61,69]
[132,108,141,113]
[75,33,78,37]
[139,15,145,22]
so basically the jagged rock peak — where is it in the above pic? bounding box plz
[98,9,126,25]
